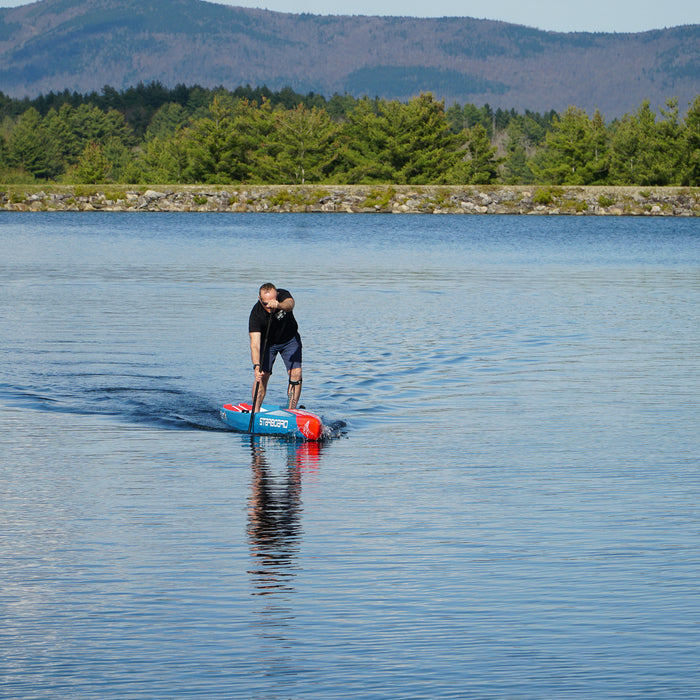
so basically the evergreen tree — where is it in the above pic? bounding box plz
[502,119,534,184]
[530,106,600,185]
[0,83,697,186]
[44,105,78,168]
[184,96,242,183]
[44,103,134,173]
[146,102,191,140]
[133,136,175,183]
[610,99,681,185]
[232,98,277,183]
[501,113,551,184]
[7,108,60,179]
[383,94,463,184]
[656,98,683,184]
[589,109,609,182]
[335,97,392,183]
[681,95,700,186]
[608,114,638,184]
[75,141,108,183]
[408,93,464,183]
[135,130,190,184]
[269,104,340,184]
[452,124,502,184]
[337,94,461,184]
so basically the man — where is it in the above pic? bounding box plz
[249,283,303,411]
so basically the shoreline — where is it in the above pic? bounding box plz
[2,184,699,215]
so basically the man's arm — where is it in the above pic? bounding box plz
[266,295,294,313]
[250,331,261,367]
[278,295,294,312]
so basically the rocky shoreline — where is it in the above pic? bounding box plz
[2,185,699,215]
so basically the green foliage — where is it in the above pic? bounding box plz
[609,99,682,185]
[530,106,607,185]
[500,112,549,184]
[184,96,241,183]
[75,142,109,184]
[559,197,588,213]
[338,93,463,185]
[361,187,397,209]
[452,124,503,184]
[270,104,340,184]
[1,83,699,187]
[7,108,60,179]
[680,95,700,186]
[533,187,555,205]
[268,188,330,207]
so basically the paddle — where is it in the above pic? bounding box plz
[248,304,273,433]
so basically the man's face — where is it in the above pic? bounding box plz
[259,289,276,313]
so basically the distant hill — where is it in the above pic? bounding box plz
[1,0,699,117]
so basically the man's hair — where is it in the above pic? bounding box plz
[259,283,277,294]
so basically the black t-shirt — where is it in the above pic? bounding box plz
[248,288,299,346]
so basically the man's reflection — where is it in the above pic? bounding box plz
[247,436,322,596]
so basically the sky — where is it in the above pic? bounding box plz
[0,0,698,33]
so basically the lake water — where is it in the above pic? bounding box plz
[1,212,699,699]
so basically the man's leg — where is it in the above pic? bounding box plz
[287,367,302,409]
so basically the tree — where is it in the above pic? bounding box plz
[269,104,339,184]
[325,92,359,121]
[7,108,60,179]
[452,124,502,184]
[396,94,463,184]
[335,97,392,183]
[75,141,109,183]
[44,103,135,175]
[501,113,551,184]
[681,95,700,186]
[146,102,191,140]
[231,98,277,183]
[134,129,191,184]
[530,106,601,185]
[589,109,609,182]
[502,119,534,184]
[656,98,683,184]
[609,99,682,185]
[608,114,639,184]
[337,94,463,184]
[184,96,242,183]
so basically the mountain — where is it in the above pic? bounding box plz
[1,0,699,117]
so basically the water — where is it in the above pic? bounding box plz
[1,212,699,699]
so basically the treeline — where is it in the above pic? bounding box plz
[1,82,699,186]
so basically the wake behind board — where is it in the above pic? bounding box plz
[220,402,324,441]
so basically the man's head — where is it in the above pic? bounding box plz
[258,283,277,312]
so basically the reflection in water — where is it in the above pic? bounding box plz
[247,437,323,656]
[247,437,322,600]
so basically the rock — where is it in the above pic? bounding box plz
[1,186,698,215]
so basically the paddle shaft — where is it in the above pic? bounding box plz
[248,307,273,433]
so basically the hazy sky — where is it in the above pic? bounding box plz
[1,0,698,33]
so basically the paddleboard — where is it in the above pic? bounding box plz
[220,402,324,441]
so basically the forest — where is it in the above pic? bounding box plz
[1,82,699,187]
